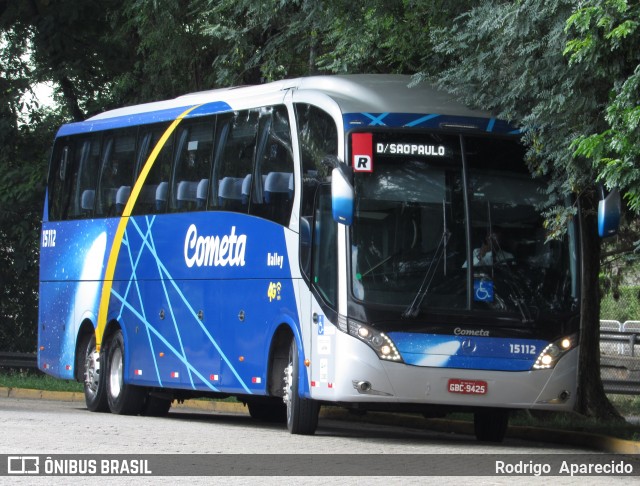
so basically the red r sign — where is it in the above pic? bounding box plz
[352,133,373,172]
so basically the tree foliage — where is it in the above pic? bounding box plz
[109,0,222,102]
[565,0,640,214]
[0,19,63,351]
[423,0,604,225]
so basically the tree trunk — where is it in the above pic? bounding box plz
[57,75,85,122]
[574,191,624,421]
[308,30,318,75]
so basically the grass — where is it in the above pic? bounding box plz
[0,368,83,393]
[1,370,638,441]
[0,368,240,401]
[608,394,640,417]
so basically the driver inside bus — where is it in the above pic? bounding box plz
[472,230,514,266]
[462,230,514,267]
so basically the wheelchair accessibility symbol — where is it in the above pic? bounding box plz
[474,278,494,302]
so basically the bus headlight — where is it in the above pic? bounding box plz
[532,334,578,370]
[347,319,403,362]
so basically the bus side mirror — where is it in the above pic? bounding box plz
[598,187,621,237]
[331,165,354,225]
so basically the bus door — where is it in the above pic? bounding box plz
[308,184,339,399]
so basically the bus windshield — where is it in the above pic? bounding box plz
[350,131,578,319]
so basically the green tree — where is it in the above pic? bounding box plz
[202,0,331,84]
[0,0,131,351]
[1,0,135,120]
[110,0,223,103]
[0,24,63,351]
[565,0,640,213]
[564,0,640,297]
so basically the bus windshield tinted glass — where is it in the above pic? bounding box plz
[350,132,577,317]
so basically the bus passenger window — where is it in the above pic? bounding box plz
[213,110,259,213]
[171,119,215,212]
[252,105,294,226]
[48,142,74,220]
[97,129,136,217]
[132,124,174,215]
[69,135,102,219]
[295,103,337,277]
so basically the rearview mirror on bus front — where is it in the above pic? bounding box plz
[331,166,354,225]
[598,187,621,237]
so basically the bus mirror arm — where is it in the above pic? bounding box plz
[322,155,353,180]
[321,154,341,169]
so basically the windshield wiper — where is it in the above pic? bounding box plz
[401,229,450,318]
[485,201,533,324]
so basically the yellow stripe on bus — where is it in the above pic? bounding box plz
[95,104,202,351]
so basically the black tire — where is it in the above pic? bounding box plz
[284,338,319,435]
[247,398,286,423]
[474,408,510,442]
[80,332,109,413]
[105,330,146,415]
[142,393,172,417]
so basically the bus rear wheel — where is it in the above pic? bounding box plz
[81,333,109,413]
[474,408,509,442]
[105,330,146,415]
[283,338,319,435]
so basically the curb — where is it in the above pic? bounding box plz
[2,387,638,454]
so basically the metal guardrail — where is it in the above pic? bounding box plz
[600,321,640,395]
[0,352,37,369]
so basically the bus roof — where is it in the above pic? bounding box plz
[56,75,496,137]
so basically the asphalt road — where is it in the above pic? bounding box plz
[1,395,636,485]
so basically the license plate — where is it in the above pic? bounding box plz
[448,379,488,395]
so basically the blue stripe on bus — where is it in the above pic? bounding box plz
[56,101,233,137]
[388,332,548,371]
[343,113,519,134]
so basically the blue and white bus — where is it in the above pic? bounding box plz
[39,75,598,442]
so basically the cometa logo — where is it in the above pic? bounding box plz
[454,327,490,337]
[184,224,247,268]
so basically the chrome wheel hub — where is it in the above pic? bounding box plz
[84,350,100,394]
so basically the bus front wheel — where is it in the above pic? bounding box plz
[105,330,146,415]
[283,338,319,435]
[474,408,509,442]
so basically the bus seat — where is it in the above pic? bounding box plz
[177,180,198,209]
[241,174,252,205]
[241,174,267,205]
[218,177,243,207]
[264,172,291,203]
[156,181,168,211]
[196,179,209,209]
[81,190,95,212]
[115,186,131,214]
